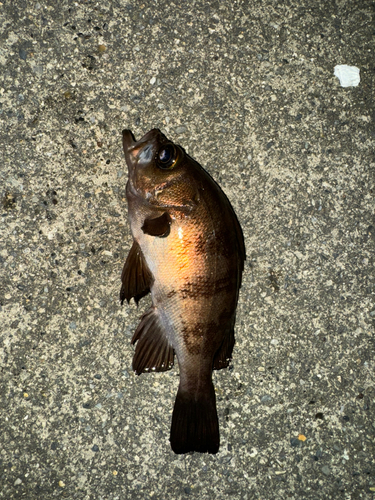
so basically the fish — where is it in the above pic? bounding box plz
[120,128,245,454]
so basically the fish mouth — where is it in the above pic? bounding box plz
[122,128,167,171]
[123,129,168,198]
[122,129,163,149]
[122,129,136,152]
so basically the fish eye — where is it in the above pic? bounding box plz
[156,144,177,169]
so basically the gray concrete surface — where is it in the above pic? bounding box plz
[1,1,374,499]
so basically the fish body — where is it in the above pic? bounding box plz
[121,129,245,454]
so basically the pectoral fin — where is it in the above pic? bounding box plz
[142,212,172,237]
[131,307,174,374]
[120,240,153,305]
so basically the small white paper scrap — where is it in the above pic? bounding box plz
[334,65,360,87]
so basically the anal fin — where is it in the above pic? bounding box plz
[120,240,153,305]
[132,307,174,374]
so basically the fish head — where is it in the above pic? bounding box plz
[122,129,198,208]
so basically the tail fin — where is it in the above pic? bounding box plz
[170,382,219,454]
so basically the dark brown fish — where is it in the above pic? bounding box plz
[120,129,245,454]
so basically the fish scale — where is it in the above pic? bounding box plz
[120,128,245,454]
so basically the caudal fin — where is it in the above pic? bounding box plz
[170,382,219,454]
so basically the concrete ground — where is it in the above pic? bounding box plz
[1,0,374,499]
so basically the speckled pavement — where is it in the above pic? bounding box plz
[1,1,374,499]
